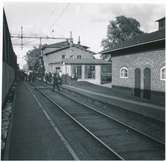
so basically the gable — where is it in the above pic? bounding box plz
[46,46,94,58]
[43,46,95,64]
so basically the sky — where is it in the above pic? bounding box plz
[3,1,166,69]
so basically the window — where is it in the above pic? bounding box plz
[72,65,82,79]
[62,55,66,59]
[101,64,112,84]
[160,66,165,81]
[77,55,81,59]
[120,67,128,78]
[85,65,95,79]
[70,55,74,59]
[55,67,60,72]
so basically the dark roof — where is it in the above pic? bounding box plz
[49,58,111,65]
[43,41,96,55]
[156,17,165,22]
[42,41,70,54]
[101,29,165,54]
[43,46,69,55]
[42,41,69,49]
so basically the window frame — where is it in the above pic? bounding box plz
[71,65,82,79]
[76,65,82,79]
[160,66,165,81]
[62,55,66,59]
[70,55,74,59]
[77,55,81,59]
[120,67,128,79]
[85,65,96,79]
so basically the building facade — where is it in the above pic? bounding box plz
[42,41,111,85]
[101,18,165,105]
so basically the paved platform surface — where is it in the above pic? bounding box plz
[62,83,165,122]
[71,81,165,106]
[5,82,73,160]
[64,84,164,110]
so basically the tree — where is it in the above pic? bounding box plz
[25,45,46,79]
[101,16,144,59]
[25,47,41,70]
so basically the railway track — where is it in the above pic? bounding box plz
[60,86,165,145]
[34,86,165,160]
[29,84,123,160]
[32,81,164,145]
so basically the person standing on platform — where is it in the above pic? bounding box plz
[59,70,63,85]
[52,70,62,92]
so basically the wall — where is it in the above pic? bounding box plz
[45,46,93,63]
[43,46,94,74]
[112,49,165,92]
[2,11,17,106]
[2,63,15,104]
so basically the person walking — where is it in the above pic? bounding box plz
[52,71,62,92]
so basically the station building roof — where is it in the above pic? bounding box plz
[101,28,165,55]
[49,58,111,65]
[156,17,165,22]
[42,41,95,55]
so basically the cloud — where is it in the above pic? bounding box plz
[4,2,165,68]
[91,3,165,32]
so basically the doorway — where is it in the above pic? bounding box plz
[143,68,151,99]
[134,68,141,97]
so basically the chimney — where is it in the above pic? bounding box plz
[69,31,73,46]
[78,36,80,45]
[156,17,165,30]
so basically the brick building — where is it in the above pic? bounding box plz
[101,17,165,105]
[42,40,111,85]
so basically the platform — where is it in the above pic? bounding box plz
[62,82,165,122]
[4,82,73,160]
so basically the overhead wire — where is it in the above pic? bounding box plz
[49,3,71,35]
[12,3,71,50]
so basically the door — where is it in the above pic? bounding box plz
[134,68,141,97]
[143,68,151,99]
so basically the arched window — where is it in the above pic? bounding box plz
[120,67,128,78]
[160,66,165,81]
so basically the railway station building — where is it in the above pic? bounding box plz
[101,17,165,105]
[42,39,112,85]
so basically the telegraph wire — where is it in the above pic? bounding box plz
[49,3,70,34]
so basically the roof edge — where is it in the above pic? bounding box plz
[101,37,165,54]
[156,17,165,22]
[44,46,69,56]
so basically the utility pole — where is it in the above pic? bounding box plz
[21,26,23,49]
[11,26,69,50]
[39,37,42,57]
[39,37,45,81]
[11,26,69,79]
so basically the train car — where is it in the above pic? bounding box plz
[2,9,18,106]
